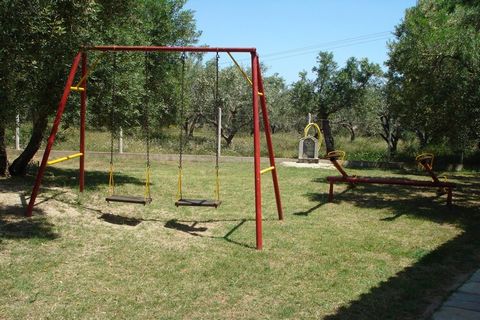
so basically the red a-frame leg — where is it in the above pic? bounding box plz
[256,58,284,221]
[26,52,83,217]
[251,53,284,250]
[251,53,263,250]
[79,52,87,191]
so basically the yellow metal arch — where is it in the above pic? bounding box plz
[303,123,323,151]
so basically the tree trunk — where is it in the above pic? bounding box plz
[0,124,7,176]
[222,130,236,147]
[224,135,234,147]
[342,122,356,142]
[380,114,401,159]
[321,118,335,153]
[415,130,429,148]
[9,114,48,176]
[186,114,201,139]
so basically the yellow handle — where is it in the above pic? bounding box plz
[416,153,434,169]
[326,150,346,161]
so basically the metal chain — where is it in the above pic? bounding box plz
[144,52,150,168]
[179,52,187,170]
[110,53,116,166]
[215,52,220,170]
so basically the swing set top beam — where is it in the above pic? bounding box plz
[85,45,256,53]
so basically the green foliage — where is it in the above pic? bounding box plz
[290,51,382,152]
[387,0,480,152]
[311,52,382,118]
[1,0,199,175]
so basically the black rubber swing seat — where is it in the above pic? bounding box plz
[175,198,221,208]
[106,195,152,205]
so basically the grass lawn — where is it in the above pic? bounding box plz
[1,155,479,319]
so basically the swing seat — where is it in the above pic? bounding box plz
[106,195,152,205]
[175,198,221,208]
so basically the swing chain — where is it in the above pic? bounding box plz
[177,52,187,200]
[214,52,220,201]
[108,52,117,195]
[144,52,151,200]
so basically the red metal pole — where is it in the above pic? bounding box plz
[86,45,256,53]
[256,59,283,221]
[328,182,334,202]
[330,159,350,178]
[26,52,83,217]
[447,188,452,205]
[419,161,441,183]
[79,52,87,192]
[252,53,262,250]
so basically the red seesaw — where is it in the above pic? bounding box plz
[325,151,455,205]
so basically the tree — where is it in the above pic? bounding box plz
[289,71,316,133]
[387,0,480,159]
[332,82,385,142]
[1,0,198,176]
[1,1,100,176]
[182,55,214,139]
[263,73,292,133]
[291,52,382,152]
[199,63,252,147]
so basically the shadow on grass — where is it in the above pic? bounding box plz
[0,205,58,242]
[324,219,480,320]
[305,173,480,319]
[99,213,142,226]
[164,218,255,249]
[92,210,256,249]
[41,167,146,190]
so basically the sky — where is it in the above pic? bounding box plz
[184,0,417,84]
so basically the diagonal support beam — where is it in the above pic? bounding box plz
[256,58,284,221]
[26,52,83,217]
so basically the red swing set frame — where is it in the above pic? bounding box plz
[25,46,284,250]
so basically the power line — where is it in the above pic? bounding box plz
[261,31,391,58]
[220,31,393,66]
[264,36,391,63]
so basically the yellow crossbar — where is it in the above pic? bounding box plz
[226,52,264,96]
[47,153,83,165]
[260,166,275,174]
[70,86,85,92]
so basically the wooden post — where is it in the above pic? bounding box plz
[119,127,123,154]
[15,114,20,150]
[217,108,221,157]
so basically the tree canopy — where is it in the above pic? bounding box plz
[387,0,480,153]
[0,0,199,176]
